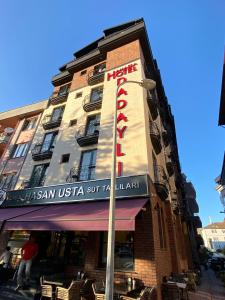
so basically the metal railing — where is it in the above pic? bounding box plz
[83,94,103,112]
[87,68,105,85]
[66,165,96,182]
[42,114,62,129]
[154,165,168,186]
[75,125,99,146]
[31,142,54,158]
[49,92,68,105]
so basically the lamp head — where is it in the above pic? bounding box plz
[140,79,156,90]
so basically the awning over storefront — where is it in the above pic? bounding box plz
[0,206,44,229]
[4,198,148,231]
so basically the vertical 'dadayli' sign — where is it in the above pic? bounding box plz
[107,63,138,176]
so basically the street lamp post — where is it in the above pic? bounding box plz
[105,78,156,300]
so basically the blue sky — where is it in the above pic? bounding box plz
[0,1,224,226]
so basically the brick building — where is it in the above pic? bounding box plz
[0,19,201,299]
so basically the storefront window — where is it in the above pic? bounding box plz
[99,232,134,271]
[67,232,88,267]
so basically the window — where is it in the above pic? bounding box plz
[90,86,103,103]
[79,149,97,181]
[29,164,49,188]
[99,232,134,270]
[222,230,225,233]
[66,232,88,266]
[22,118,37,131]
[156,204,166,249]
[61,154,70,164]
[0,173,16,190]
[93,63,106,75]
[85,114,100,136]
[211,229,217,233]
[69,119,77,127]
[12,143,29,158]
[51,106,64,122]
[76,92,82,98]
[80,70,87,76]
[58,84,70,96]
[41,131,58,153]
[213,237,219,241]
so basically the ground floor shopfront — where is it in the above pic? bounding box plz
[0,175,192,300]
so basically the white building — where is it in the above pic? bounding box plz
[199,221,225,250]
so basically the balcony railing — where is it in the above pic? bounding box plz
[0,133,10,144]
[42,115,62,130]
[147,91,158,120]
[149,121,162,154]
[75,125,99,147]
[87,69,105,85]
[83,94,102,112]
[154,165,169,201]
[31,142,54,161]
[66,165,96,183]
[49,92,68,105]
[162,129,170,147]
[165,155,174,177]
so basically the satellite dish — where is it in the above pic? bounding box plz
[4,127,14,135]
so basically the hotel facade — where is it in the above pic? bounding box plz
[0,19,201,299]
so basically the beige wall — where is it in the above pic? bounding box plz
[17,58,157,187]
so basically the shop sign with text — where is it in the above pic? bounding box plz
[107,62,138,176]
[3,175,149,207]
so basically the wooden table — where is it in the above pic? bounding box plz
[114,282,143,297]
[43,274,68,286]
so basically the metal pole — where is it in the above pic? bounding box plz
[105,80,149,300]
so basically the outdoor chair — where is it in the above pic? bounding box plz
[185,273,197,291]
[56,280,83,300]
[92,282,105,300]
[80,278,95,300]
[162,283,182,300]
[120,286,156,300]
[40,276,54,300]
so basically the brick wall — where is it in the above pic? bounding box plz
[106,40,141,71]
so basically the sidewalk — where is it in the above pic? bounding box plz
[0,279,39,300]
[189,268,225,300]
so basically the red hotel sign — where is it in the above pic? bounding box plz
[107,63,138,176]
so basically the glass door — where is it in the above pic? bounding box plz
[51,106,64,122]
[79,150,97,181]
[29,164,49,187]
[41,132,57,153]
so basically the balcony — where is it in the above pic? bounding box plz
[66,165,96,183]
[149,121,162,154]
[147,91,158,120]
[31,142,54,161]
[75,125,99,147]
[87,69,105,85]
[162,129,170,147]
[154,165,169,201]
[83,94,102,112]
[0,133,10,144]
[42,115,62,130]
[165,155,174,177]
[49,92,68,105]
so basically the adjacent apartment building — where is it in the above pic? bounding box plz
[199,220,225,251]
[0,19,201,299]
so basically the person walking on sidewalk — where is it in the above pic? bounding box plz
[16,236,38,290]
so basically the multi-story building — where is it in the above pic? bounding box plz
[199,220,225,250]
[0,101,47,201]
[0,19,201,299]
[216,52,225,211]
